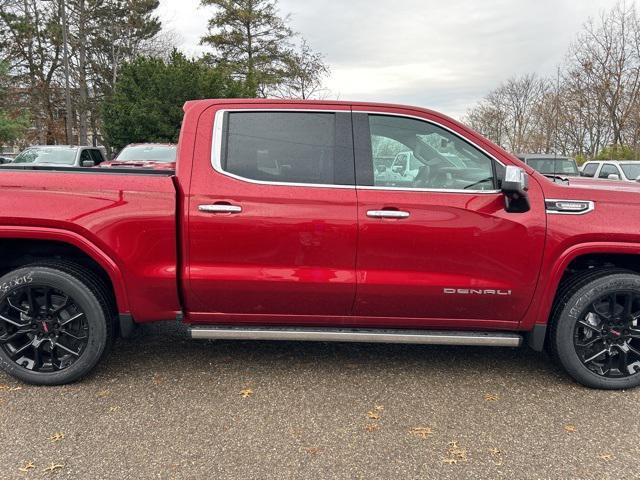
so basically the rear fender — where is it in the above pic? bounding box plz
[0,226,130,314]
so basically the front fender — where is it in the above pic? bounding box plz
[531,242,640,329]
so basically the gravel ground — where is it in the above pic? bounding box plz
[1,322,639,480]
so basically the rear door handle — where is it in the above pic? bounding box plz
[199,204,242,214]
[367,210,410,219]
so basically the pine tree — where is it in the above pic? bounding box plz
[200,0,294,95]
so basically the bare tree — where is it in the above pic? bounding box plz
[567,1,640,148]
[271,39,329,99]
[465,74,549,153]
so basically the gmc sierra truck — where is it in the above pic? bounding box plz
[1,99,640,390]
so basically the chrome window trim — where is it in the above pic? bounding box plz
[211,108,353,189]
[545,199,595,215]
[211,108,507,194]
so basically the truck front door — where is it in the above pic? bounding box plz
[351,111,546,327]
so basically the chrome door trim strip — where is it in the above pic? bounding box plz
[211,109,353,190]
[210,107,511,195]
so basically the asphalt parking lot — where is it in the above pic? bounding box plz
[1,322,639,480]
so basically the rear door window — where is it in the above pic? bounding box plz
[220,111,354,186]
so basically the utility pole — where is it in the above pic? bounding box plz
[60,0,73,144]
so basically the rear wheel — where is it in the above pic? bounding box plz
[550,271,640,389]
[0,263,113,385]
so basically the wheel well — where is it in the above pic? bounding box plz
[530,253,640,352]
[561,253,640,282]
[0,239,118,315]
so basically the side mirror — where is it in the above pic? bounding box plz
[81,159,95,168]
[607,174,620,181]
[636,175,640,182]
[501,165,530,213]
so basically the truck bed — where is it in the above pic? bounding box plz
[0,167,180,322]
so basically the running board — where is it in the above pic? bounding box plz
[189,326,523,347]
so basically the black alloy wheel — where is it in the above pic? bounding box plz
[573,291,640,378]
[0,284,89,372]
[0,263,112,385]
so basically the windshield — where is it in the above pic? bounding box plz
[116,145,177,162]
[620,163,640,180]
[13,147,77,165]
[527,158,579,176]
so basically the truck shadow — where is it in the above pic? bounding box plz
[101,321,567,387]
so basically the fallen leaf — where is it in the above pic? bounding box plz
[374,405,384,412]
[109,406,120,412]
[9,386,22,392]
[49,432,65,443]
[443,441,468,463]
[564,424,577,433]
[43,463,64,473]
[96,390,110,398]
[409,427,432,439]
[364,424,379,432]
[304,447,323,455]
[484,393,499,402]
[598,453,614,462]
[18,461,35,472]
[240,388,253,398]
[152,374,165,385]
[489,447,504,465]
[442,458,457,465]
[366,410,380,420]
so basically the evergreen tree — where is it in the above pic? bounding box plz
[200,0,294,95]
[102,51,247,150]
[0,61,29,146]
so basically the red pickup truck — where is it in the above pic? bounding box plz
[1,99,640,390]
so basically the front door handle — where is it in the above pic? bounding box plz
[367,209,410,219]
[199,204,242,214]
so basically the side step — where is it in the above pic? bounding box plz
[189,326,522,347]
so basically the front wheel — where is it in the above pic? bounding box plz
[550,271,640,389]
[0,263,113,385]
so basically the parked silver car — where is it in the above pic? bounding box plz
[9,145,106,167]
[517,154,580,177]
[580,160,640,182]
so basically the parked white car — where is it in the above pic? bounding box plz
[580,160,640,182]
[7,145,106,168]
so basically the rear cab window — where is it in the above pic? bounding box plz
[218,111,354,186]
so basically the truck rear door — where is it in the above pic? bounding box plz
[185,104,358,322]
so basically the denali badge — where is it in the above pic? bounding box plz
[444,288,512,296]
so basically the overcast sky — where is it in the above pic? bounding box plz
[158,0,624,119]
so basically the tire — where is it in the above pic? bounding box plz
[0,262,114,385]
[549,270,640,389]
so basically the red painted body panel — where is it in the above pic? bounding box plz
[2,98,640,333]
[184,103,358,319]
[0,170,180,321]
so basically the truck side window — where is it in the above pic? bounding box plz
[362,115,497,191]
[89,149,104,165]
[599,163,620,179]
[221,111,353,186]
[581,163,597,177]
